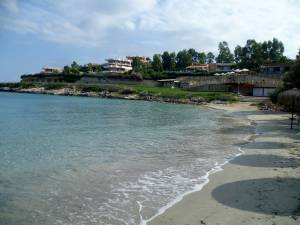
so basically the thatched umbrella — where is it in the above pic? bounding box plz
[278,88,300,129]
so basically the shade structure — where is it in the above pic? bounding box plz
[278,88,300,129]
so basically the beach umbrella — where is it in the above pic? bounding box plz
[278,88,300,129]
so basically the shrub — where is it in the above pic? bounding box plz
[44,83,67,90]
[80,85,104,93]
[20,83,37,89]
[119,88,135,95]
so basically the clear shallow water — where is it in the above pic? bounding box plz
[0,92,252,225]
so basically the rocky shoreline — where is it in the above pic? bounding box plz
[0,87,209,105]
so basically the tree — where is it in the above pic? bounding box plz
[161,51,176,71]
[269,38,284,62]
[243,39,264,69]
[234,45,243,64]
[296,48,300,60]
[71,61,80,69]
[283,59,300,89]
[188,48,199,63]
[63,65,71,74]
[176,50,193,69]
[216,41,234,63]
[261,38,285,62]
[198,52,206,64]
[234,40,264,69]
[152,54,163,72]
[132,57,144,72]
[206,52,215,63]
[187,48,206,63]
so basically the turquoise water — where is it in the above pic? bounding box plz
[0,92,249,225]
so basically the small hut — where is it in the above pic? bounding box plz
[278,88,300,129]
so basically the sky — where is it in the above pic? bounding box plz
[0,0,300,82]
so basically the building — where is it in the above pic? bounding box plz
[41,67,63,74]
[186,64,210,72]
[157,79,180,88]
[102,58,133,73]
[212,63,236,72]
[259,63,292,75]
[252,87,276,97]
[186,63,236,73]
[178,74,281,96]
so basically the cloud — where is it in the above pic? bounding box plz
[0,0,157,46]
[0,0,299,56]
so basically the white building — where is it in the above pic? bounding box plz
[102,58,133,73]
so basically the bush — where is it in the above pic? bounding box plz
[20,83,37,89]
[0,83,20,88]
[269,86,286,104]
[79,85,104,93]
[118,88,135,95]
[44,83,67,90]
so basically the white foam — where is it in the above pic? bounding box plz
[139,117,257,225]
[139,146,245,225]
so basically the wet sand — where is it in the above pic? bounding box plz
[148,102,300,225]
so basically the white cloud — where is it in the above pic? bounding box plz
[0,0,18,13]
[0,0,299,56]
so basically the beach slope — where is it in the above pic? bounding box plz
[149,103,300,225]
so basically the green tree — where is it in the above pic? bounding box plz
[216,41,234,63]
[234,40,264,69]
[283,59,300,89]
[152,54,163,72]
[69,61,80,74]
[132,57,144,72]
[206,52,215,63]
[296,48,300,60]
[270,38,284,62]
[188,48,199,63]
[198,52,206,64]
[234,45,243,64]
[80,65,90,73]
[63,65,71,74]
[71,61,80,69]
[176,50,193,69]
[161,51,176,71]
[261,38,285,62]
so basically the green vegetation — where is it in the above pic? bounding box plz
[116,84,238,102]
[296,49,300,60]
[20,82,37,89]
[0,83,20,88]
[216,41,234,63]
[152,54,163,72]
[282,59,300,89]
[4,82,237,103]
[270,59,300,104]
[22,37,296,81]
[234,38,290,70]
[62,61,102,75]
[206,52,215,63]
[44,83,67,90]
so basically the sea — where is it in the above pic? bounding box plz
[0,92,253,225]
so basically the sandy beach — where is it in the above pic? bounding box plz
[148,101,300,225]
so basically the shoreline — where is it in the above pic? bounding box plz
[148,102,300,225]
[141,147,247,225]
[0,88,207,105]
[0,85,237,106]
[142,102,256,225]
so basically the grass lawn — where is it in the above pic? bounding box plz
[117,84,239,102]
